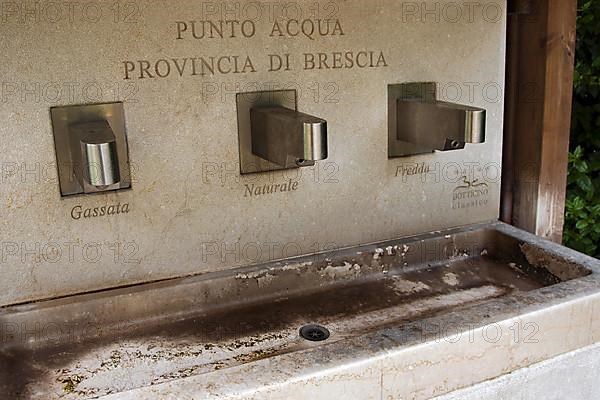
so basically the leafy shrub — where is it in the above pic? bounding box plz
[564,0,600,257]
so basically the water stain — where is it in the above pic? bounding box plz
[0,255,550,399]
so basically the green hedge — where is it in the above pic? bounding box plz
[564,0,600,257]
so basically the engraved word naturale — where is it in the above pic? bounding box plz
[244,180,300,197]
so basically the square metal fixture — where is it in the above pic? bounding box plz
[236,90,298,174]
[50,102,132,196]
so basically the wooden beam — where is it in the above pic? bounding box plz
[501,0,577,243]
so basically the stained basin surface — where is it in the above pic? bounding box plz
[0,222,597,399]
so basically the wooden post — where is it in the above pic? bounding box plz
[501,0,577,243]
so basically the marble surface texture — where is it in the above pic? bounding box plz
[0,0,506,306]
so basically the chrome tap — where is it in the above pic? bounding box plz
[72,120,121,188]
[51,102,131,196]
[388,82,486,157]
[250,106,328,169]
[237,90,329,174]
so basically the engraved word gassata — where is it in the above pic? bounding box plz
[71,204,130,220]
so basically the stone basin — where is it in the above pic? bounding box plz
[1,222,599,399]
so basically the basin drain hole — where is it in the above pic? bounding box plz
[300,324,330,342]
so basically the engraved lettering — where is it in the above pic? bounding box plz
[303,51,388,70]
[70,204,131,220]
[123,61,135,80]
[197,57,214,75]
[288,20,300,37]
[244,180,300,197]
[331,19,344,35]
[217,57,232,74]
[71,205,82,220]
[155,59,171,78]
[451,177,490,210]
[175,21,187,39]
[268,54,291,72]
[122,56,257,79]
[241,20,256,37]
[395,162,431,178]
[139,60,154,79]
[270,19,345,40]
[126,18,391,79]
[332,52,343,69]
[376,51,388,67]
[345,52,354,67]
[356,52,368,68]
[176,20,256,40]
[208,20,223,38]
[304,53,315,70]
[270,21,284,37]
[241,56,256,73]
[172,58,188,76]
[302,20,315,40]
[318,53,329,68]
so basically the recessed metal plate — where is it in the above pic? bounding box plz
[50,102,132,197]
[236,90,297,174]
[388,82,438,157]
